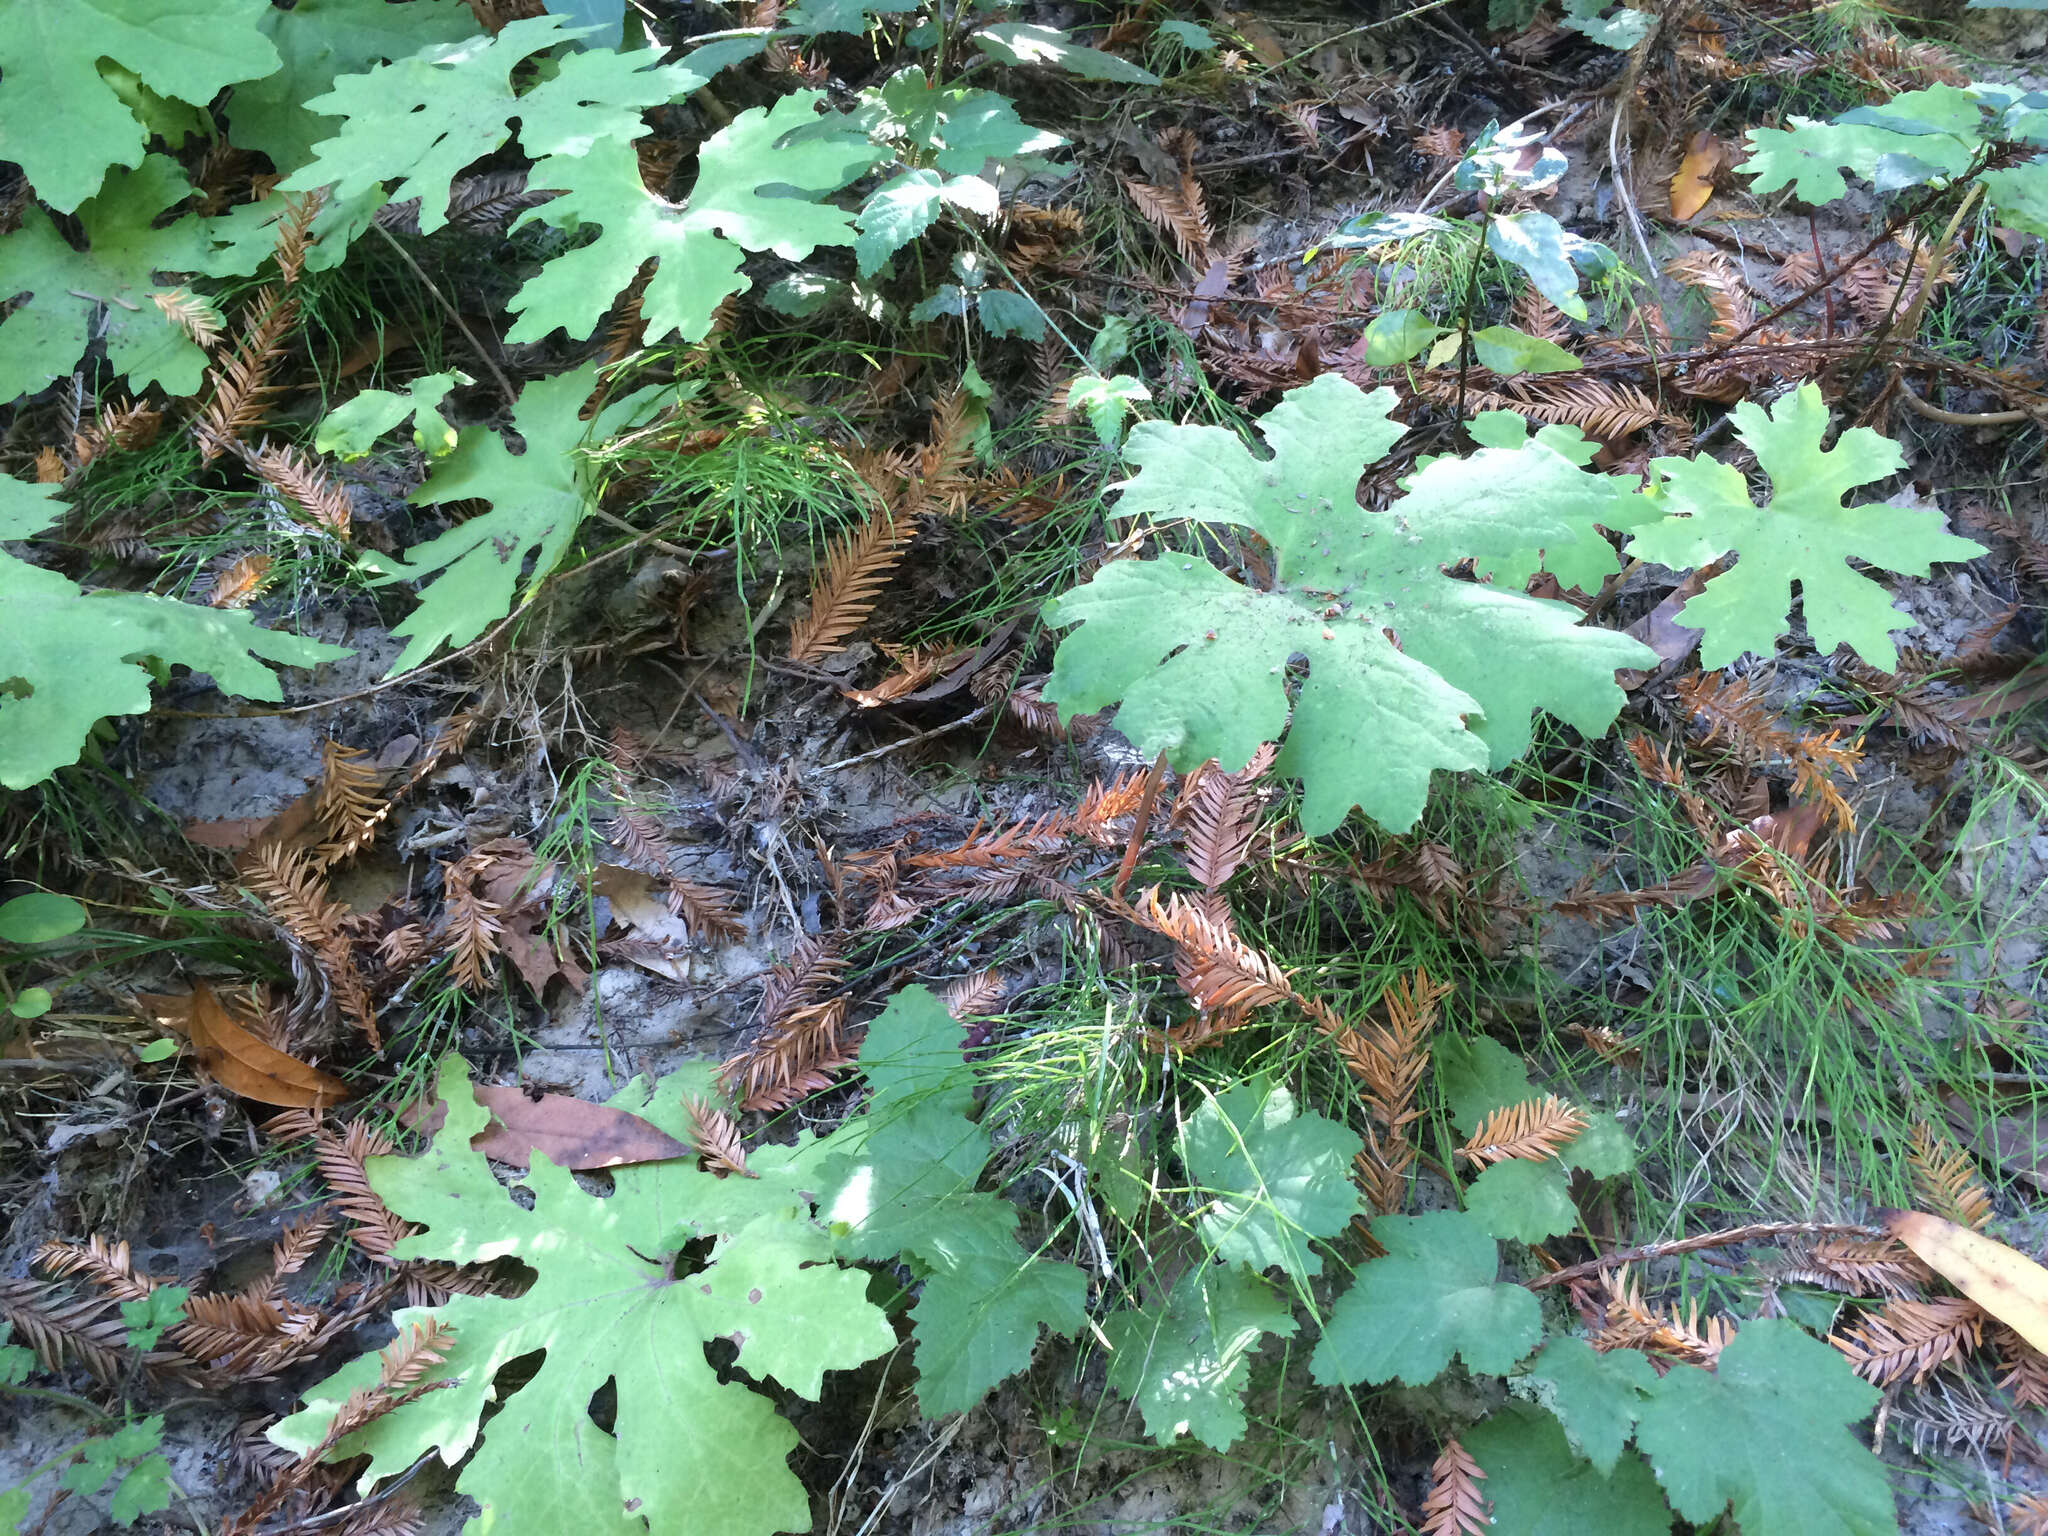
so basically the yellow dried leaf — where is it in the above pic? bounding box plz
[1885,1209,2048,1355]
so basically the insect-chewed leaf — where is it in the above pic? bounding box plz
[1626,385,1984,670]
[1101,1259,1296,1452]
[1043,374,1652,834]
[270,1055,896,1536]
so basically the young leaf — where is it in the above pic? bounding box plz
[1523,1335,1658,1473]
[1103,1259,1297,1451]
[224,0,477,174]
[0,156,214,405]
[0,893,88,945]
[507,95,886,348]
[852,68,1067,175]
[1487,211,1591,321]
[1361,308,1443,365]
[271,1057,896,1536]
[1633,1319,1893,1536]
[1463,1403,1669,1535]
[361,363,601,675]
[1625,384,1985,669]
[0,0,281,212]
[1310,1210,1542,1386]
[818,987,1086,1415]
[1559,0,1655,49]
[317,372,469,460]
[977,289,1046,340]
[972,22,1161,85]
[1068,374,1152,447]
[784,0,919,34]
[1042,374,1652,834]
[1181,1080,1364,1282]
[1,478,350,789]
[1435,1034,1538,1136]
[1464,1159,1578,1243]
[856,169,945,275]
[1468,325,1580,375]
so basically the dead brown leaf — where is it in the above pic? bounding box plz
[423,1082,693,1170]
[1670,132,1723,222]
[148,984,349,1108]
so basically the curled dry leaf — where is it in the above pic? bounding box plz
[142,984,349,1109]
[1884,1209,2048,1355]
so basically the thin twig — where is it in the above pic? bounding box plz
[818,701,997,772]
[1525,1220,1888,1290]
[368,222,518,408]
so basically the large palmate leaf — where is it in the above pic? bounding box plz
[224,0,476,173]
[1103,1259,1297,1451]
[1,478,350,789]
[1181,1081,1363,1282]
[1625,384,1984,669]
[1309,1210,1542,1386]
[1740,84,1991,204]
[0,157,214,406]
[1043,374,1652,834]
[817,987,1086,1415]
[271,1058,896,1536]
[508,93,885,346]
[361,363,601,674]
[284,16,705,231]
[0,0,281,212]
[1632,1320,1894,1536]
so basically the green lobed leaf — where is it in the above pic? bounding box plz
[972,22,1161,84]
[1625,383,1985,669]
[1633,1319,1893,1536]
[1310,1210,1542,1386]
[360,363,599,675]
[1738,84,1985,204]
[1436,1034,1538,1136]
[1181,1080,1363,1282]
[1,476,350,789]
[1408,412,1651,591]
[285,17,705,232]
[1464,1402,1670,1535]
[0,0,281,212]
[1559,0,1655,49]
[107,1457,174,1528]
[507,94,886,347]
[817,987,1086,1416]
[1103,1259,1297,1451]
[1523,1335,1659,1473]
[977,288,1046,340]
[1464,1158,1579,1243]
[272,1057,895,1536]
[317,372,470,460]
[225,0,477,173]
[0,156,215,406]
[1042,375,1651,834]
[852,69,1068,176]
[856,169,944,275]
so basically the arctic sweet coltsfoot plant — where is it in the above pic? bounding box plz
[1624,384,1985,670]
[1042,373,1655,835]
[271,987,1082,1536]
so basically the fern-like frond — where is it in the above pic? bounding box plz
[37,1235,156,1301]
[1908,1121,1993,1230]
[194,286,298,462]
[1421,1439,1490,1536]
[785,507,907,663]
[1831,1296,1983,1385]
[0,1278,128,1382]
[1457,1096,1590,1168]
[718,997,857,1112]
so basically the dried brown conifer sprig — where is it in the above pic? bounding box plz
[1675,670,1861,832]
[719,995,856,1112]
[152,287,224,350]
[315,740,388,865]
[1121,174,1212,266]
[195,285,298,461]
[1134,884,1294,1023]
[786,506,907,663]
[1456,1095,1590,1169]
[1176,746,1274,893]
[246,841,379,1042]
[1908,1120,1994,1231]
[660,875,745,943]
[442,850,507,993]
[1832,1296,1984,1385]
[244,442,354,540]
[1323,969,1449,1213]
[942,969,1006,1019]
[1421,1439,1490,1536]
[1783,1235,1933,1299]
[208,552,273,609]
[1593,1266,1737,1366]
[0,1278,130,1383]
[685,1098,756,1178]
[36,1235,155,1301]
